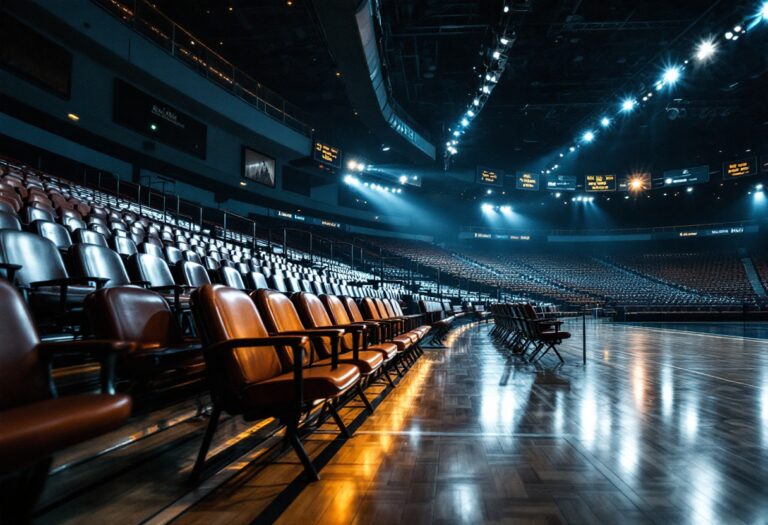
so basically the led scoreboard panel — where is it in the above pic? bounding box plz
[723,157,758,180]
[313,140,341,169]
[585,174,617,192]
[654,165,710,188]
[545,174,577,191]
[477,167,503,186]
[515,172,539,191]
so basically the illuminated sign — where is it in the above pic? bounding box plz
[516,172,540,191]
[723,157,758,179]
[313,140,342,169]
[654,165,709,188]
[473,233,492,239]
[476,167,503,186]
[585,174,617,192]
[545,174,577,191]
[321,220,341,229]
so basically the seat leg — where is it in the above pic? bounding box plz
[328,400,352,438]
[357,382,374,413]
[189,404,222,483]
[286,424,320,481]
[384,364,396,388]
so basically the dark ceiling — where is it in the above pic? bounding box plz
[151,0,768,215]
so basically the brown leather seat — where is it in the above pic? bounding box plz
[85,287,204,394]
[292,292,385,380]
[189,284,360,482]
[0,279,131,520]
[253,289,377,412]
[359,297,419,351]
[320,294,398,362]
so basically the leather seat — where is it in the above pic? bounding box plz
[31,220,71,252]
[68,244,132,288]
[73,228,108,247]
[0,280,131,519]
[175,260,212,287]
[127,253,190,311]
[189,284,361,482]
[0,210,21,230]
[86,287,204,392]
[320,294,398,361]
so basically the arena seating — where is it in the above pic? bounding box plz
[490,303,571,363]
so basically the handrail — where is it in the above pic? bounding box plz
[92,0,313,137]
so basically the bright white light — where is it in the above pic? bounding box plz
[762,2,768,19]
[696,40,717,62]
[582,131,595,143]
[347,160,358,170]
[621,98,637,112]
[481,203,494,213]
[356,163,366,172]
[725,31,734,40]
[734,25,743,32]
[686,187,694,193]
[600,117,611,128]
[486,189,493,195]
[461,118,470,127]
[560,153,565,158]
[453,130,460,137]
[662,66,681,85]
[467,109,476,117]
[555,192,561,198]
[569,146,576,152]
[756,183,764,190]
[500,205,512,213]
[492,50,501,60]
[755,191,766,202]
[473,98,480,106]
[503,5,509,13]
[500,37,509,45]
[588,197,595,203]
[399,175,408,184]
[343,174,357,185]
[482,85,491,94]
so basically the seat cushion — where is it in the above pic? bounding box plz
[367,342,398,361]
[0,394,132,474]
[539,331,571,342]
[315,350,384,375]
[390,335,413,352]
[29,285,94,310]
[242,363,359,407]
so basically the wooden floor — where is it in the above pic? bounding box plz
[36,319,768,524]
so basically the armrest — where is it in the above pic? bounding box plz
[204,336,309,409]
[274,329,344,367]
[0,262,21,282]
[30,276,107,288]
[37,339,137,396]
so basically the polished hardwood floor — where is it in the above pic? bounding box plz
[37,319,768,524]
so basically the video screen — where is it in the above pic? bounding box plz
[243,147,276,188]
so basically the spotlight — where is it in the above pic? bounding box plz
[621,98,637,112]
[555,192,561,198]
[381,144,391,152]
[356,163,366,172]
[486,189,493,195]
[453,130,461,137]
[500,37,510,45]
[481,203,494,213]
[560,153,565,158]
[343,174,358,185]
[399,175,408,184]
[492,50,502,60]
[347,160,358,170]
[461,118,470,127]
[363,182,370,187]
[473,98,480,106]
[763,2,768,20]
[756,183,764,190]
[725,31,734,40]
[503,5,509,13]
[600,117,611,128]
[569,146,576,152]
[467,109,476,117]
[686,187,694,193]
[582,130,595,143]
[661,66,681,86]
[588,197,595,203]
[482,85,491,94]
[696,40,717,61]
[500,205,512,213]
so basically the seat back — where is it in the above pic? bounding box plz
[251,289,312,365]
[0,230,68,286]
[74,229,108,247]
[190,284,285,413]
[110,236,138,258]
[219,266,246,290]
[341,296,366,323]
[269,274,288,293]
[320,294,353,325]
[140,242,164,259]
[0,211,21,231]
[127,253,174,287]
[69,244,131,287]
[31,220,71,251]
[176,261,211,287]
[360,297,384,321]
[86,287,182,346]
[0,280,48,411]
[246,271,268,290]
[22,205,55,224]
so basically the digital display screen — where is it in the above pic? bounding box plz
[477,168,503,186]
[243,147,276,188]
[585,174,617,192]
[654,165,709,188]
[113,79,207,158]
[723,158,758,179]
[515,172,539,191]
[313,140,342,169]
[545,174,577,191]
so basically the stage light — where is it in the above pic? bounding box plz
[725,31,734,40]
[486,189,493,195]
[756,183,764,190]
[560,153,565,158]
[473,98,480,106]
[686,187,694,193]
[481,203,494,213]
[600,117,611,128]
[630,179,643,191]
[582,130,595,143]
[461,118,470,127]
[762,2,768,19]
[492,50,502,60]
[357,163,366,172]
[67,113,80,122]
[343,174,358,185]
[555,192,561,198]
[347,160,358,170]
[452,130,460,137]
[399,175,408,184]
[381,144,391,152]
[621,98,636,112]
[500,205,512,213]
[363,182,370,187]
[482,85,491,94]
[503,5,509,13]
[588,197,595,203]
[467,109,476,117]
[569,146,576,152]
[662,66,681,86]
[500,37,510,45]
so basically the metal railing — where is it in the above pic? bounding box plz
[93,0,314,137]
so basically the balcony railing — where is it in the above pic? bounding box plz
[93,0,313,137]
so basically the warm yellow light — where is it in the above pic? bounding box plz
[67,113,80,122]
[239,181,247,186]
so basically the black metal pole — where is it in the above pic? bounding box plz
[583,304,587,365]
